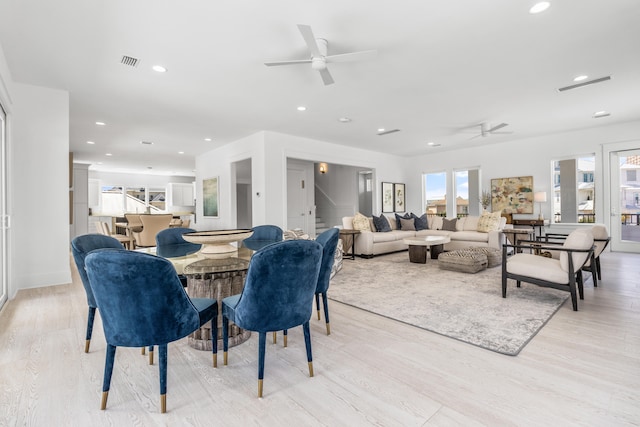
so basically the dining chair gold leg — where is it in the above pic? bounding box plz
[284,334,287,348]
[223,351,228,366]
[141,347,145,355]
[160,394,166,414]
[213,353,217,368]
[149,348,154,365]
[317,309,321,320]
[258,379,263,398]
[100,391,109,410]
[272,331,276,344]
[308,361,314,377]
[326,323,331,335]
[85,340,91,353]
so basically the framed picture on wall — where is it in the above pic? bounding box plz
[382,182,394,212]
[394,183,405,212]
[203,176,219,217]
[490,175,534,214]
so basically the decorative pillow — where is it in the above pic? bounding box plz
[442,218,458,231]
[477,211,502,233]
[411,213,429,230]
[386,215,398,230]
[372,214,391,232]
[352,212,371,231]
[399,217,416,231]
[283,229,310,240]
[395,212,411,229]
[430,216,443,230]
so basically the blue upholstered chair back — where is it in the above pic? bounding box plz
[233,239,322,332]
[314,228,340,294]
[85,249,202,347]
[242,225,283,250]
[156,227,201,258]
[71,234,125,307]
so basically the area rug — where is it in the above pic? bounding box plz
[329,252,569,356]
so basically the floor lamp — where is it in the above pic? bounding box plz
[534,192,547,221]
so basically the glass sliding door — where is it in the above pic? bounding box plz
[610,148,640,252]
[0,103,7,310]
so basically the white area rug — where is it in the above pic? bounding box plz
[329,252,569,356]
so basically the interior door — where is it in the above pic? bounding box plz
[610,148,640,252]
[287,168,307,232]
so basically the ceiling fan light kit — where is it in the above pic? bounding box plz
[264,24,377,85]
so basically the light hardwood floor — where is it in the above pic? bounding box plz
[1,251,639,426]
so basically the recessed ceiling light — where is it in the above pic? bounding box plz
[95,121,106,126]
[377,128,385,132]
[178,151,184,154]
[573,75,588,82]
[105,153,113,156]
[593,111,611,118]
[204,138,212,142]
[338,117,352,123]
[427,142,441,147]
[529,2,550,14]
[152,65,167,73]
[86,141,95,145]
[297,106,306,111]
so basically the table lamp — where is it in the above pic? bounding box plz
[534,192,547,220]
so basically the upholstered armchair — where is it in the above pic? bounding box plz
[70,234,125,353]
[222,239,322,397]
[132,214,173,247]
[502,229,594,311]
[85,249,218,413]
[156,227,201,287]
[241,224,283,251]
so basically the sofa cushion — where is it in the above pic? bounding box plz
[395,212,411,229]
[372,230,413,243]
[411,213,429,230]
[456,217,466,231]
[449,230,490,242]
[352,213,371,231]
[442,218,457,231]
[386,215,398,230]
[399,218,416,231]
[463,216,480,231]
[372,214,391,232]
[429,216,443,230]
[477,211,502,233]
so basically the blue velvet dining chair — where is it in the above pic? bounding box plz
[85,249,218,413]
[70,234,124,353]
[281,228,340,346]
[222,239,322,398]
[156,227,201,287]
[241,224,283,251]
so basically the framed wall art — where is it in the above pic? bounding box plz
[202,176,219,217]
[490,176,534,214]
[382,182,394,212]
[394,183,406,212]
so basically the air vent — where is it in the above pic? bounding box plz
[140,141,154,145]
[558,76,611,92]
[377,129,401,136]
[121,55,139,67]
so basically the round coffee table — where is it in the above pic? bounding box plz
[403,236,451,263]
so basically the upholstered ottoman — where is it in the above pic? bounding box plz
[438,249,488,273]
[469,247,502,268]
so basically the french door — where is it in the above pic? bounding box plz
[606,143,640,253]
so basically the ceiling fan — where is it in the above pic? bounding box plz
[469,122,512,139]
[264,24,377,85]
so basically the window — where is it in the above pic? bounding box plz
[423,172,447,216]
[626,170,637,182]
[552,155,596,223]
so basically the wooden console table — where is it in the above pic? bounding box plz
[512,219,545,239]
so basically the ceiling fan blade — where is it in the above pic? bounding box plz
[264,59,312,67]
[488,123,508,133]
[319,68,334,85]
[325,50,378,63]
[297,24,322,58]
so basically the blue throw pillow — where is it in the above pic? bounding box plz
[395,212,411,229]
[372,214,391,232]
[412,213,429,230]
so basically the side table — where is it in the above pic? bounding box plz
[339,229,360,260]
[183,257,251,351]
[502,228,535,253]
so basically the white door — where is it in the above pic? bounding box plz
[287,168,307,232]
[0,103,7,310]
[609,147,640,252]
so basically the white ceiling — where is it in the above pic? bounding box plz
[1,0,639,177]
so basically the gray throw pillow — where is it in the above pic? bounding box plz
[400,217,416,231]
[395,212,411,229]
[372,214,391,232]
[412,213,429,230]
[442,218,457,231]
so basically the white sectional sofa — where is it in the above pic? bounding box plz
[341,214,507,258]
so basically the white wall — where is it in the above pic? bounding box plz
[10,83,70,295]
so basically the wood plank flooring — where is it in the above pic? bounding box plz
[0,251,639,426]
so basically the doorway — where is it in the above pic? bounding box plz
[609,147,640,252]
[233,158,252,229]
[358,171,373,217]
